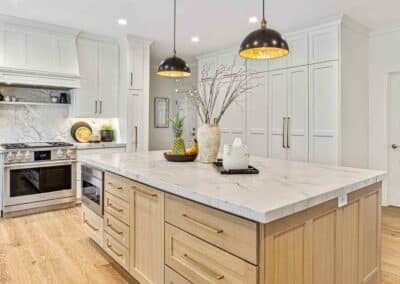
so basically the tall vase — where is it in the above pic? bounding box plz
[197,124,221,163]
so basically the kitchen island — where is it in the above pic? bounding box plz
[80,151,385,284]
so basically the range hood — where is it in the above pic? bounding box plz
[0,15,81,89]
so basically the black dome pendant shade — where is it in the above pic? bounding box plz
[239,0,289,60]
[157,0,191,78]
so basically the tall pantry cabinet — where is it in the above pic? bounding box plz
[196,16,369,168]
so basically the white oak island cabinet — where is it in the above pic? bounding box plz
[80,151,385,284]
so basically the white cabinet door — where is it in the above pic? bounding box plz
[198,55,218,80]
[26,31,56,72]
[131,91,144,152]
[287,32,308,67]
[287,66,308,162]
[269,54,287,71]
[247,72,268,157]
[3,29,26,68]
[309,61,339,165]
[75,37,99,117]
[129,43,144,90]
[218,51,245,74]
[99,41,119,117]
[268,70,288,159]
[309,25,339,64]
[247,58,269,74]
[58,35,79,75]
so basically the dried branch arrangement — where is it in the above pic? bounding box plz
[180,64,260,124]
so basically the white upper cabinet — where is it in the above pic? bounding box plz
[309,25,339,64]
[74,34,119,118]
[218,51,245,74]
[269,52,288,71]
[129,42,144,90]
[197,55,218,79]
[286,32,308,67]
[0,15,80,87]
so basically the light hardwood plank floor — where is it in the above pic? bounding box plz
[0,206,132,284]
[0,205,399,283]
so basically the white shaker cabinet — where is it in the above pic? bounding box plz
[74,34,119,118]
[309,25,339,64]
[128,42,144,90]
[309,61,339,165]
[286,32,308,68]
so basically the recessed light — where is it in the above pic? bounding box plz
[117,18,127,26]
[191,36,200,43]
[248,16,258,24]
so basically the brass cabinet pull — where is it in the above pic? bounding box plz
[99,100,103,114]
[182,214,223,234]
[84,219,99,232]
[107,182,123,190]
[94,100,98,114]
[107,201,124,212]
[286,117,291,149]
[107,241,123,257]
[106,221,123,235]
[182,253,224,280]
[132,185,157,197]
[130,72,133,87]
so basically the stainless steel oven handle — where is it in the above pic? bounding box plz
[4,160,76,169]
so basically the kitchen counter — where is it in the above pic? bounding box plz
[79,151,385,223]
[74,142,127,150]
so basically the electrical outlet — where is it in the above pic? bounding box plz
[338,194,348,208]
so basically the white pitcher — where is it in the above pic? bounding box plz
[222,138,250,170]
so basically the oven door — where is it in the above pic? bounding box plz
[4,161,76,207]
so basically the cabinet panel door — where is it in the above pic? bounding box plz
[218,51,245,74]
[130,184,164,284]
[309,25,339,64]
[287,32,308,67]
[268,70,288,159]
[58,36,79,75]
[197,55,218,80]
[4,29,26,68]
[247,58,269,74]
[26,31,56,72]
[247,72,268,157]
[131,91,144,152]
[269,53,287,71]
[309,61,339,165]
[287,66,309,162]
[99,41,119,117]
[75,37,99,117]
[129,43,144,90]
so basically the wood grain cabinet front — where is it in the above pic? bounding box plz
[104,232,130,270]
[82,204,103,246]
[104,191,130,225]
[105,172,131,201]
[165,193,258,264]
[165,223,258,284]
[165,266,192,284]
[104,212,130,247]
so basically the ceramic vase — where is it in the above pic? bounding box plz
[197,124,221,163]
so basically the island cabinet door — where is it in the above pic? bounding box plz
[262,183,381,284]
[129,181,164,284]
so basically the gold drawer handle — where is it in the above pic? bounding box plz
[108,182,123,190]
[107,202,124,213]
[107,241,123,257]
[107,221,123,235]
[182,214,223,234]
[132,185,157,197]
[182,253,224,280]
[84,219,99,232]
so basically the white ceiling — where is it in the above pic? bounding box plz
[0,0,399,63]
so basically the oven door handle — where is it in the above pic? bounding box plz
[4,160,76,169]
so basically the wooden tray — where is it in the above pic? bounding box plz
[213,159,259,174]
[164,152,197,162]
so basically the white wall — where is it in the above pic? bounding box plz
[149,62,198,150]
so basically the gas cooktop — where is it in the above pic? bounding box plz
[1,142,73,150]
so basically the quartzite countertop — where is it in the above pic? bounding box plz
[80,151,385,223]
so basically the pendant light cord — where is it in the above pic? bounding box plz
[173,0,176,56]
[261,0,267,28]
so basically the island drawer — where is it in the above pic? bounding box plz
[104,232,129,270]
[104,212,130,248]
[165,224,258,284]
[104,191,130,225]
[165,194,258,264]
[82,204,103,247]
[105,172,131,201]
[165,266,192,284]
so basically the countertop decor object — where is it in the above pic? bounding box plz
[170,113,186,155]
[222,137,250,170]
[213,159,259,175]
[71,121,92,143]
[181,64,258,163]
[157,0,191,78]
[100,124,114,142]
[239,0,289,59]
[164,152,197,162]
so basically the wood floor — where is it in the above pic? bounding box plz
[0,205,399,283]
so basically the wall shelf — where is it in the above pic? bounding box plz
[0,101,71,106]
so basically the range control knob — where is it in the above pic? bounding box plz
[56,149,64,159]
[24,151,31,160]
[6,152,15,162]
[15,151,23,161]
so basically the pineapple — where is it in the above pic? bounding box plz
[170,113,186,155]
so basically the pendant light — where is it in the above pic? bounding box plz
[239,0,289,59]
[157,0,191,78]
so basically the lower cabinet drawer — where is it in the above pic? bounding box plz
[165,266,192,284]
[82,204,103,246]
[104,232,129,270]
[104,213,130,248]
[104,191,130,225]
[165,224,258,284]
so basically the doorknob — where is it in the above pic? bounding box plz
[392,144,400,149]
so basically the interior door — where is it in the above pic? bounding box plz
[99,41,119,117]
[269,69,288,159]
[287,66,309,162]
[388,72,400,206]
[247,72,268,157]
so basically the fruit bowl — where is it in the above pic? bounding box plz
[164,152,198,162]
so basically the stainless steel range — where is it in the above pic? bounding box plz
[1,142,77,216]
